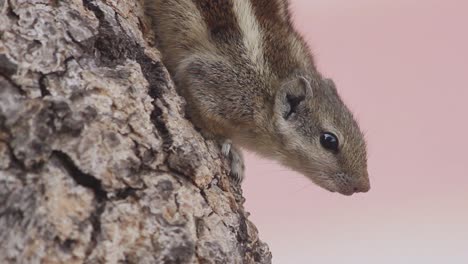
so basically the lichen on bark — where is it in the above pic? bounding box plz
[0,0,272,263]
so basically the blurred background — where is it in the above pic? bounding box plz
[243,0,468,263]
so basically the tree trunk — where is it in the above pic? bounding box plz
[0,0,271,263]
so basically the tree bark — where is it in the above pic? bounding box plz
[0,0,271,263]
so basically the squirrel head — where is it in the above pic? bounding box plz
[270,75,370,195]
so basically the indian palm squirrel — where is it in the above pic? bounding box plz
[144,0,370,195]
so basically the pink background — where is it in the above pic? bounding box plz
[243,0,468,263]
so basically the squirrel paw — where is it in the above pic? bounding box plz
[221,140,245,184]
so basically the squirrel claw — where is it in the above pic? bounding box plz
[221,141,245,184]
[221,140,232,156]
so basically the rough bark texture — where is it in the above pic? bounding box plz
[0,0,271,263]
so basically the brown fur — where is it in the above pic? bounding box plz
[144,0,370,195]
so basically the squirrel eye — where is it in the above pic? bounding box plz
[284,94,305,119]
[320,132,339,152]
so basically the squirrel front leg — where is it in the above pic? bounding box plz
[176,57,250,184]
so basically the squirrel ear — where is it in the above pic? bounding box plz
[278,76,313,98]
[299,76,313,97]
[276,76,311,119]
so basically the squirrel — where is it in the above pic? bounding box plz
[143,0,370,195]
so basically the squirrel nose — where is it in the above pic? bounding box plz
[353,176,370,193]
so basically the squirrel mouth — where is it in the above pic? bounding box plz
[327,187,355,196]
[317,178,357,196]
[337,188,355,196]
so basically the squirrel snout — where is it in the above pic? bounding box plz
[335,173,370,195]
[353,177,370,193]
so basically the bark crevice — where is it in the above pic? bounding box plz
[52,150,107,201]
